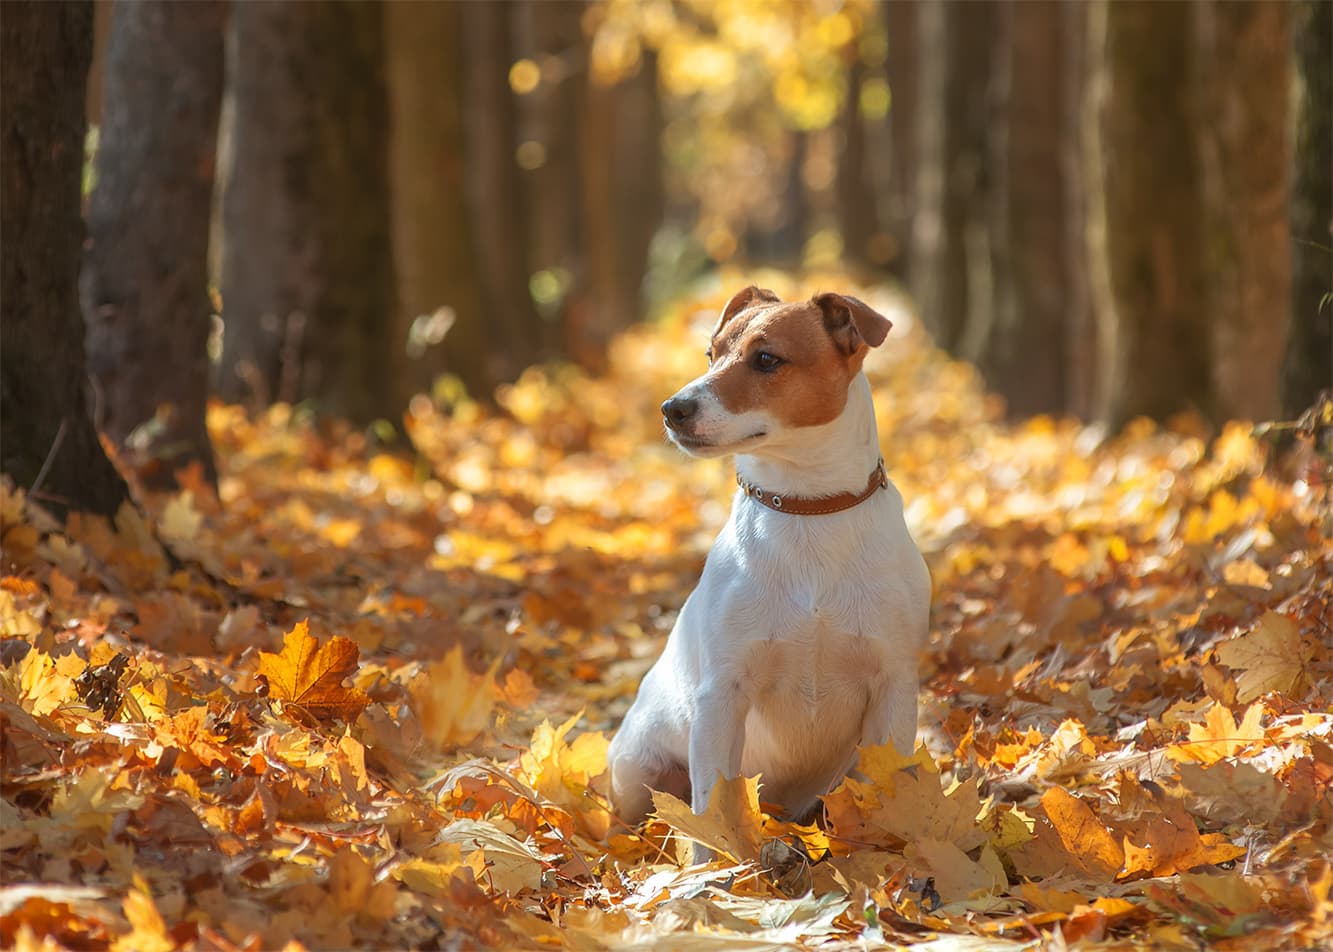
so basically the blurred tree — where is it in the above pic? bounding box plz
[1,0,130,519]
[520,0,585,356]
[461,1,544,378]
[218,0,396,423]
[1096,0,1213,428]
[1197,0,1291,423]
[910,0,994,353]
[575,48,664,369]
[1063,0,1100,420]
[964,0,1072,417]
[81,0,224,490]
[1283,0,1333,417]
[882,0,917,281]
[836,50,877,270]
[385,0,492,403]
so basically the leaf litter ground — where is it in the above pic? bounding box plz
[2,276,1331,950]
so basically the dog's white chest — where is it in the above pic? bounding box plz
[744,615,885,708]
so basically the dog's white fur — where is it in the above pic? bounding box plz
[607,288,931,835]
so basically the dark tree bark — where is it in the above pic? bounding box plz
[883,0,918,281]
[911,0,995,353]
[81,0,224,490]
[1196,0,1292,423]
[385,0,491,403]
[836,52,877,271]
[1283,0,1333,417]
[573,49,664,370]
[1063,0,1100,420]
[1097,1,1213,427]
[966,0,1070,417]
[1,0,130,520]
[218,0,396,423]
[521,0,584,357]
[460,0,544,379]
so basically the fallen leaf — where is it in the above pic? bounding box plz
[652,774,765,863]
[1215,612,1313,703]
[256,621,370,723]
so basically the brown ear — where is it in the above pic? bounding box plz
[714,285,781,334]
[813,292,893,356]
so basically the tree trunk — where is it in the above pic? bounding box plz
[572,49,664,370]
[385,0,491,403]
[968,0,1069,417]
[1097,0,1212,428]
[1196,0,1292,423]
[460,1,543,380]
[1283,0,1333,417]
[911,0,994,353]
[883,0,917,281]
[611,51,664,331]
[521,0,585,357]
[1,0,130,520]
[1063,0,1100,420]
[81,0,224,490]
[836,52,877,271]
[218,0,396,423]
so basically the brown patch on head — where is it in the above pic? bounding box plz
[705,299,865,428]
[712,285,781,337]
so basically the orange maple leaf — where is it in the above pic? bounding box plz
[257,621,370,724]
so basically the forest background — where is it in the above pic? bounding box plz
[1,0,1331,949]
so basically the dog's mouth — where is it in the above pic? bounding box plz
[667,429,768,456]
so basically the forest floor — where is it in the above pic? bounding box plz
[2,275,1331,951]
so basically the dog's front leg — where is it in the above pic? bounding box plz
[687,685,748,864]
[858,672,919,758]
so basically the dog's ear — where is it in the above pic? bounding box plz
[813,292,893,356]
[714,285,781,335]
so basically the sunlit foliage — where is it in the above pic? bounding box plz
[2,278,1330,948]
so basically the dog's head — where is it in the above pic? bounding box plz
[661,286,892,457]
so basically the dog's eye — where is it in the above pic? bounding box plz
[705,349,713,367]
[752,351,783,373]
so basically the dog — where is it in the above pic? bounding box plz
[607,286,931,841]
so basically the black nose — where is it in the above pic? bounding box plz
[661,395,698,429]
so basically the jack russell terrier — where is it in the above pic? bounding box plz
[607,286,931,837]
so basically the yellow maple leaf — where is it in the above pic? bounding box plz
[110,875,172,952]
[1214,612,1312,703]
[256,621,370,723]
[824,743,986,852]
[651,773,765,864]
[14,649,75,717]
[1010,786,1124,882]
[1167,701,1266,765]
[410,645,499,750]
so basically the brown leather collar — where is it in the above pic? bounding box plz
[736,459,888,515]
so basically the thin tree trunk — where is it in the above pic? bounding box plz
[912,0,994,353]
[219,0,396,423]
[461,0,543,379]
[612,50,663,328]
[1097,0,1213,428]
[1063,0,1099,420]
[385,0,491,403]
[1,0,130,520]
[1196,0,1292,423]
[82,0,224,490]
[1283,0,1333,417]
[883,0,917,281]
[522,0,585,358]
[969,0,1068,417]
[836,52,877,270]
